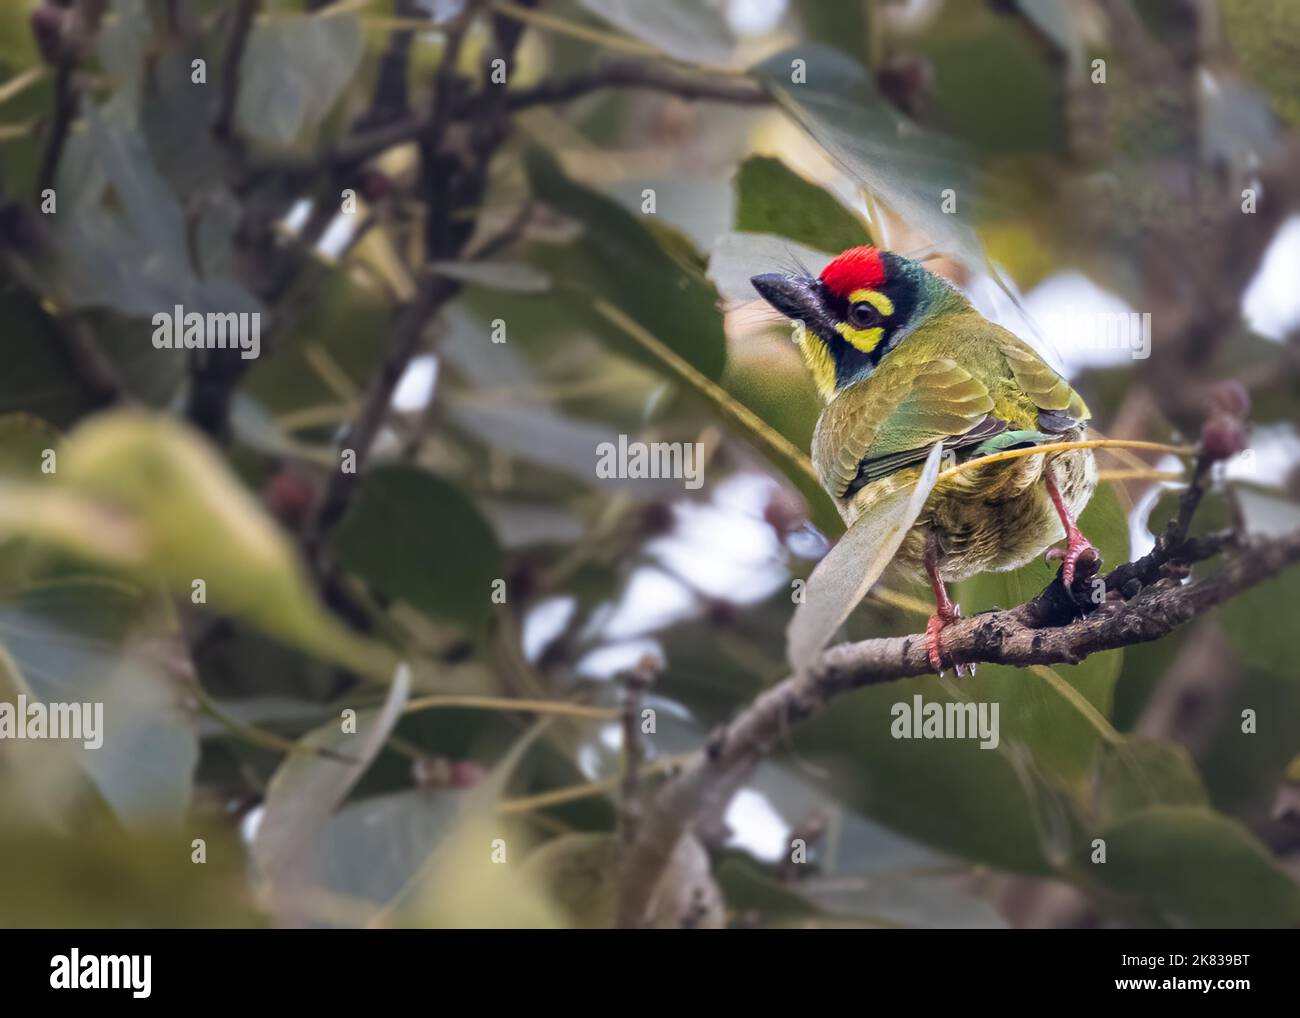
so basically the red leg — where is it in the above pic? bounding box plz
[1044,472,1098,589]
[924,535,972,677]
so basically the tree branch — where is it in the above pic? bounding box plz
[212,0,259,143]
[322,59,768,174]
[617,431,1289,923]
[36,62,76,198]
[499,58,770,112]
[617,528,1300,925]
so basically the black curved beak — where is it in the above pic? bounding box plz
[750,272,818,321]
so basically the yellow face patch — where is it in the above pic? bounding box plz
[848,288,895,316]
[834,321,884,353]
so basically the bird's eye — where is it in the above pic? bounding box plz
[848,302,880,329]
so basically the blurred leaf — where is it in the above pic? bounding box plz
[756,44,983,269]
[253,663,410,887]
[0,824,262,927]
[915,3,1065,154]
[799,0,870,65]
[332,466,503,628]
[521,832,621,928]
[715,857,828,923]
[1084,805,1300,927]
[304,788,463,925]
[1013,0,1082,69]
[1222,0,1300,129]
[1215,563,1300,677]
[447,393,681,493]
[0,412,59,476]
[799,871,1006,929]
[244,266,387,417]
[708,231,833,302]
[235,12,365,148]
[39,98,260,322]
[1092,737,1209,826]
[525,148,727,382]
[0,579,198,828]
[431,260,552,293]
[58,412,392,677]
[577,0,736,66]
[787,443,943,672]
[395,723,565,928]
[734,156,870,254]
[793,678,1063,874]
[522,828,723,928]
[0,289,186,424]
[1199,666,1300,820]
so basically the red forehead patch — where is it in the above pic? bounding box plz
[819,246,885,297]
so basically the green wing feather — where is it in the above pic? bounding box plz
[813,358,995,498]
[999,336,1091,422]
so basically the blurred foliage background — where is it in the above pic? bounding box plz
[0,0,1298,928]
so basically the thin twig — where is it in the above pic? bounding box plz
[618,658,658,851]
[212,0,260,142]
[321,59,767,173]
[500,58,769,112]
[36,62,76,197]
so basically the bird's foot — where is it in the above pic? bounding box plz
[1045,531,1100,589]
[925,602,975,678]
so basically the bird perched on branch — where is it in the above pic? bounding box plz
[752,246,1098,676]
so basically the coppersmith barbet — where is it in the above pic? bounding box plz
[752,246,1098,675]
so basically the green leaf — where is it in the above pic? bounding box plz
[787,443,943,672]
[244,266,388,418]
[332,467,503,628]
[1084,805,1300,927]
[756,44,983,269]
[1092,737,1209,827]
[304,788,464,925]
[394,723,565,928]
[253,664,410,886]
[792,677,1061,874]
[798,871,1006,929]
[430,260,552,293]
[914,1,1068,154]
[1199,666,1300,819]
[1222,0,1300,129]
[235,12,364,148]
[1215,555,1300,677]
[524,148,727,382]
[521,832,621,928]
[799,0,871,65]
[37,99,260,324]
[0,579,198,828]
[0,288,186,425]
[0,824,264,927]
[57,412,392,677]
[734,156,870,253]
[0,413,59,478]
